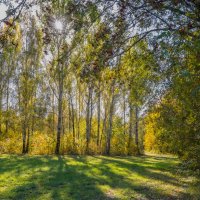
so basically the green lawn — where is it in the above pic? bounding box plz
[0,155,199,200]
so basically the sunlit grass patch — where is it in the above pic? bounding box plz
[0,154,198,200]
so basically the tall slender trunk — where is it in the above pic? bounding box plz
[89,89,93,139]
[22,123,26,154]
[68,100,71,133]
[31,115,35,136]
[75,86,78,141]
[17,81,25,153]
[0,93,2,135]
[5,78,9,134]
[135,106,139,154]
[128,101,133,154]
[86,85,92,153]
[123,89,126,135]
[22,94,28,154]
[26,127,30,153]
[77,85,81,140]
[70,95,75,147]
[102,103,107,150]
[52,94,55,135]
[55,65,64,155]
[62,115,65,134]
[97,80,101,146]
[106,90,115,155]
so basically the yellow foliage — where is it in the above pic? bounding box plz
[144,112,159,152]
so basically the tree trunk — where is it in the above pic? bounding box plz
[26,127,30,153]
[86,85,92,153]
[0,93,2,135]
[5,78,9,134]
[97,81,101,146]
[22,95,28,154]
[123,89,126,135]
[135,106,139,154]
[55,67,64,155]
[77,84,81,140]
[128,101,133,154]
[89,88,93,140]
[106,91,115,155]
[52,94,55,135]
[102,104,107,150]
[68,100,71,133]
[31,115,35,137]
[62,115,65,135]
[70,95,76,147]
[22,123,27,154]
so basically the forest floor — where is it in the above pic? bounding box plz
[0,154,199,200]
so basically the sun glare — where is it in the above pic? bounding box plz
[54,20,63,31]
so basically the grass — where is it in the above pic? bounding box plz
[0,154,199,200]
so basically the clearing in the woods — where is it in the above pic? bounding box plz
[0,154,199,200]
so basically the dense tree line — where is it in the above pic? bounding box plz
[0,0,199,169]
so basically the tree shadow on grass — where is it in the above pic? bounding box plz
[91,156,193,199]
[0,155,195,200]
[0,155,117,200]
